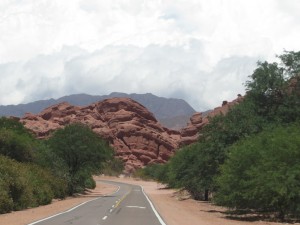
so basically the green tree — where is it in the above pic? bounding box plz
[245,51,300,123]
[0,155,67,214]
[215,124,300,220]
[278,50,300,75]
[0,129,35,162]
[47,123,113,194]
[0,117,36,162]
[138,51,300,207]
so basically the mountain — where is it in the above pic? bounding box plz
[20,98,181,172]
[0,93,196,129]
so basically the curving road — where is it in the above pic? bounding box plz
[28,180,166,225]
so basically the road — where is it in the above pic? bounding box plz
[28,180,166,225]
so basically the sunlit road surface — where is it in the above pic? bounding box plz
[28,180,166,225]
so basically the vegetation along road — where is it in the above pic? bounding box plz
[27,180,165,225]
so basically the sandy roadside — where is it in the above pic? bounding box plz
[1,176,298,225]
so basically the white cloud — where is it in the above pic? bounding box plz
[0,0,299,110]
[0,42,257,110]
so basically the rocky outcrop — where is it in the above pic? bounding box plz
[179,95,244,146]
[1,93,196,130]
[21,98,181,172]
[20,95,244,172]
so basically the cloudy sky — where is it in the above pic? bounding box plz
[0,0,300,111]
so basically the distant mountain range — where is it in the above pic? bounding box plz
[0,93,196,129]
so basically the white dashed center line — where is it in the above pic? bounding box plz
[126,206,146,209]
[102,216,108,220]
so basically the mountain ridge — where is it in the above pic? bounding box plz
[0,93,196,129]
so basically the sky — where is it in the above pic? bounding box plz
[0,0,300,111]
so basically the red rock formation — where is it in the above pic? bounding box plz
[21,95,244,172]
[179,95,244,146]
[21,98,181,172]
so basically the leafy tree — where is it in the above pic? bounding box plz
[35,141,69,182]
[0,129,35,162]
[245,51,300,123]
[0,155,67,214]
[278,50,300,75]
[134,51,300,212]
[245,61,285,121]
[0,117,36,162]
[47,123,113,194]
[215,124,300,220]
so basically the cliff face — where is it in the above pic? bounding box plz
[179,95,244,146]
[20,96,243,172]
[21,98,180,172]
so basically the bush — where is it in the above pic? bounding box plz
[0,180,13,213]
[101,158,124,176]
[134,163,167,182]
[0,156,33,212]
[215,124,300,219]
[0,128,35,162]
[84,175,96,189]
[0,117,33,137]
[26,164,67,205]
[0,156,67,214]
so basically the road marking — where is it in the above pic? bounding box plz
[126,206,146,209]
[114,192,129,208]
[27,197,102,225]
[27,182,121,225]
[140,185,167,225]
[110,209,113,213]
[102,216,108,220]
[112,205,115,208]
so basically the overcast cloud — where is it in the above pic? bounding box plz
[0,0,300,111]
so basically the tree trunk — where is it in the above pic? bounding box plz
[204,189,209,201]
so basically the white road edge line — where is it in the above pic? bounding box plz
[140,185,167,225]
[27,183,121,225]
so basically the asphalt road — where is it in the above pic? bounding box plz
[28,180,166,225]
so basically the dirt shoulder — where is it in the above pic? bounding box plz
[1,176,298,225]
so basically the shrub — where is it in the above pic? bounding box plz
[215,124,300,219]
[0,156,67,214]
[0,128,35,162]
[0,179,13,213]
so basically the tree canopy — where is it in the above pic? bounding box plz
[0,117,36,162]
[47,123,114,194]
[215,124,300,219]
[0,118,117,213]
[136,50,300,220]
